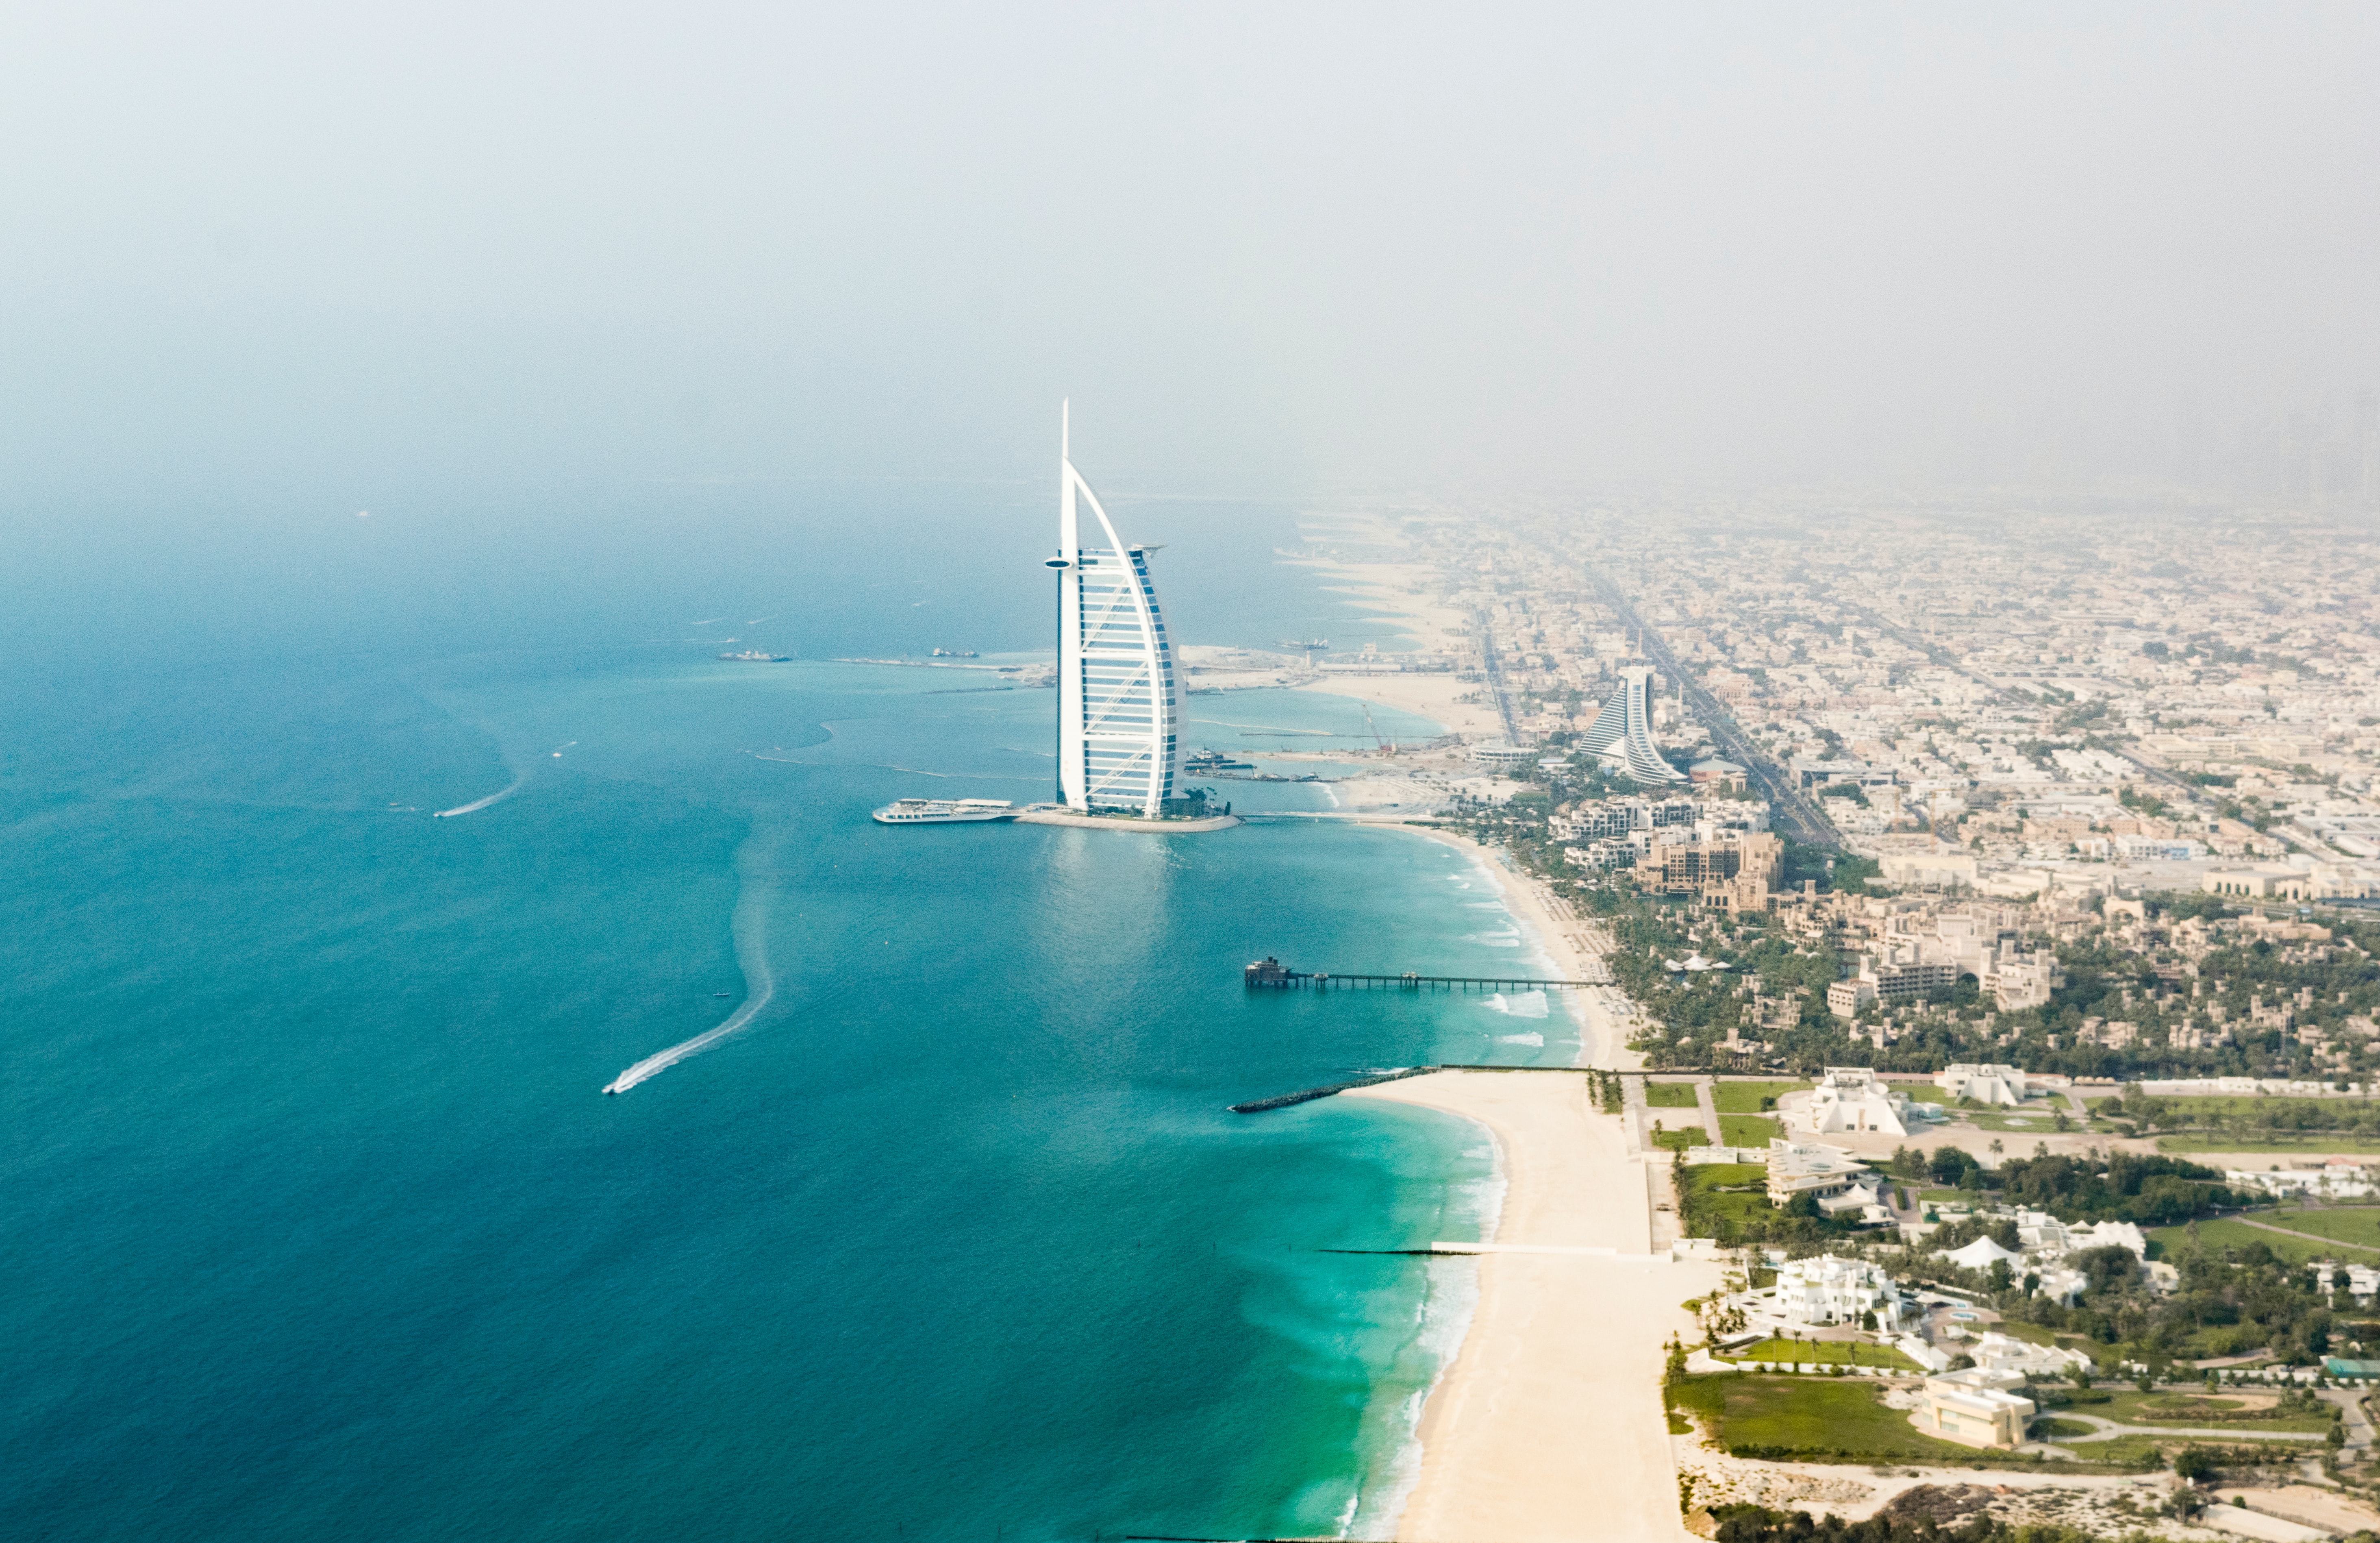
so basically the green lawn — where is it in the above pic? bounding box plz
[1668,1374,2148,1469]
[2263,1207,2380,1251]
[2036,1417,2096,1439]
[2088,1388,2331,1434]
[1719,1114,1780,1146]
[1734,1338,1921,1371]
[1644,1079,1702,1108]
[1679,1163,1775,1238]
[1652,1127,1711,1152]
[2110,1096,2373,1121]
[2148,1217,2343,1267]
[1714,1079,1807,1114]
[1960,1108,2075,1134]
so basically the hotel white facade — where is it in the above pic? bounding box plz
[1580,668,1687,785]
[1048,408,1187,816]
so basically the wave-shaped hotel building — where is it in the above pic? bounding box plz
[1580,667,1687,784]
[1045,408,1189,816]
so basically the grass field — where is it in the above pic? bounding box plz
[1714,1079,1807,1114]
[1644,1079,1702,1108]
[1680,1163,1774,1237]
[1720,1114,1781,1146]
[1652,1127,1711,1152]
[2147,1217,2345,1267]
[2263,1207,2380,1251]
[2088,1388,2331,1434]
[2095,1095,2377,1122]
[1733,1338,1922,1371]
[2035,1417,2095,1439]
[1668,1375,2148,1469]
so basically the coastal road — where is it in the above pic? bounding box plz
[1585,571,1840,849]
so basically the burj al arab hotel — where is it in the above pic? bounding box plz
[1043,406,1188,816]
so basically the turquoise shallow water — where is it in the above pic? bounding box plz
[2,492,1567,1541]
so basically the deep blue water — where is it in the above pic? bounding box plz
[2,485,1565,1541]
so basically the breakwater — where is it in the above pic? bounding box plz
[1226,1068,1436,1113]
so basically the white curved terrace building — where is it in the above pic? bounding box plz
[1048,407,1186,816]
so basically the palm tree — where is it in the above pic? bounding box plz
[1989,1138,2004,1159]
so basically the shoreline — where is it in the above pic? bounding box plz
[1281,552,1700,1533]
[1395,825,1605,1068]
[1345,1069,1720,1540]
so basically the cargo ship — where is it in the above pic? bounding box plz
[872,797,1021,825]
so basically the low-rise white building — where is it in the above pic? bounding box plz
[2315,1261,2380,1300]
[1968,1331,2092,1379]
[1771,1253,1904,1329]
[2226,1164,2378,1201]
[1804,1066,1913,1136]
[2034,1267,2089,1306]
[1766,1138,1873,1206]
[2010,1209,2148,1260]
[1917,1369,2036,1447]
[1938,1063,2029,1106]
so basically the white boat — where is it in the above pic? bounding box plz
[871,797,1019,825]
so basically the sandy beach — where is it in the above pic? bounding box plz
[1291,552,1704,1535]
[1281,554,1504,737]
[1347,1069,1723,1541]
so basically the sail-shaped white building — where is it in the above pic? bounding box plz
[1580,667,1687,784]
[1044,407,1187,816]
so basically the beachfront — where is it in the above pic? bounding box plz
[1287,551,1717,1537]
[1347,1069,1721,1541]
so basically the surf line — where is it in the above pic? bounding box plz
[604,836,777,1095]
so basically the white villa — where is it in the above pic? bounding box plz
[1803,1067,1915,1137]
[1766,1138,1873,1206]
[1938,1063,2030,1106]
[2227,1164,2378,1201]
[2013,1211,2147,1260]
[1770,1253,1904,1329]
[2315,1261,2380,1300]
[1917,1368,2036,1447]
[1968,1331,2092,1380]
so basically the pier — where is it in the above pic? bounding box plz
[1242,956,1595,991]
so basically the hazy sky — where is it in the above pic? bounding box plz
[3,2,2374,497]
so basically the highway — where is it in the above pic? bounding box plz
[1586,572,1842,850]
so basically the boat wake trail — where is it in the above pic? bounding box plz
[433,776,525,818]
[604,838,776,1095]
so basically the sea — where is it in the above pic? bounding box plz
[2,479,1580,1541]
